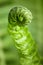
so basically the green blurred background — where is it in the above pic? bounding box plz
[0,0,43,65]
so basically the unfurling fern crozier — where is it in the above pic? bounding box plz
[8,6,41,65]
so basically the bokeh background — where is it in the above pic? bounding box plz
[0,0,43,65]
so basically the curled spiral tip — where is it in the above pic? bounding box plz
[8,6,32,26]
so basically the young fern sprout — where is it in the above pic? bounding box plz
[8,6,41,65]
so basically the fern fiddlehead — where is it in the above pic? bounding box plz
[8,6,41,65]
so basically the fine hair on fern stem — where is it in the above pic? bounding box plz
[8,6,41,65]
